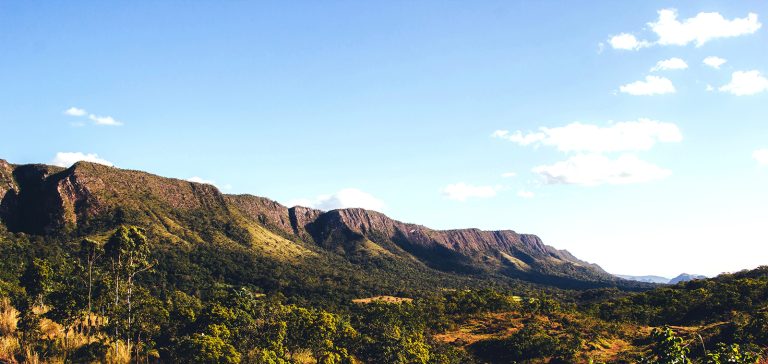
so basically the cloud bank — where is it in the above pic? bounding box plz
[649,9,761,47]
[754,149,768,166]
[703,56,727,69]
[63,106,124,126]
[619,76,676,95]
[719,71,768,96]
[287,188,386,211]
[533,154,672,186]
[51,152,114,168]
[651,58,688,72]
[608,9,761,50]
[492,119,682,153]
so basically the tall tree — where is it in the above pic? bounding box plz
[104,226,154,358]
[78,238,103,336]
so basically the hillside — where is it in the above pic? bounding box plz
[0,158,630,291]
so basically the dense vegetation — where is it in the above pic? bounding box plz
[1,221,767,363]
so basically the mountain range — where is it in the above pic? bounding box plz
[616,273,707,285]
[0,158,647,292]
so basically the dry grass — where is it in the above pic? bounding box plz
[585,337,632,363]
[23,347,41,364]
[106,340,132,364]
[0,298,20,363]
[38,317,63,341]
[351,296,413,304]
[0,335,20,363]
[434,312,524,346]
[0,298,18,335]
[291,349,315,363]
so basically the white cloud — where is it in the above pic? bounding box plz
[719,70,768,96]
[703,56,727,69]
[285,198,314,208]
[620,76,676,95]
[187,176,217,185]
[649,9,761,47]
[501,172,517,178]
[63,107,87,116]
[187,177,232,190]
[441,183,499,201]
[706,84,715,92]
[63,106,125,126]
[608,33,651,50]
[532,154,671,186]
[651,57,688,72]
[517,190,535,199]
[754,149,768,166]
[492,119,682,153]
[288,188,385,211]
[88,114,124,126]
[51,152,114,168]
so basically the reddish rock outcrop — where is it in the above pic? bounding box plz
[226,194,294,236]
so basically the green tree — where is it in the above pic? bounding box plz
[354,302,431,364]
[180,324,242,364]
[19,258,52,306]
[17,258,53,359]
[705,343,761,364]
[645,326,691,364]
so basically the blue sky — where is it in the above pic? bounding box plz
[1,1,767,277]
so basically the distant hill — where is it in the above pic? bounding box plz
[669,273,707,284]
[616,273,708,285]
[0,158,644,292]
[616,274,671,284]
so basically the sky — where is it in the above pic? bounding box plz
[1,1,767,278]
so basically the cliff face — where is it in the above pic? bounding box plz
[224,197,612,281]
[226,194,294,236]
[0,159,15,197]
[0,163,69,233]
[290,208,611,280]
[0,159,616,287]
[224,195,324,243]
[0,160,16,220]
[0,161,230,234]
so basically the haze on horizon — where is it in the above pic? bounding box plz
[1,1,766,278]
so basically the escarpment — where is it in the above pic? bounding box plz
[0,158,623,288]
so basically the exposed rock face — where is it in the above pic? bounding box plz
[0,159,16,219]
[288,206,324,242]
[0,158,615,286]
[223,200,611,281]
[0,159,15,197]
[290,208,611,280]
[226,194,297,237]
[331,208,536,258]
[224,195,325,243]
